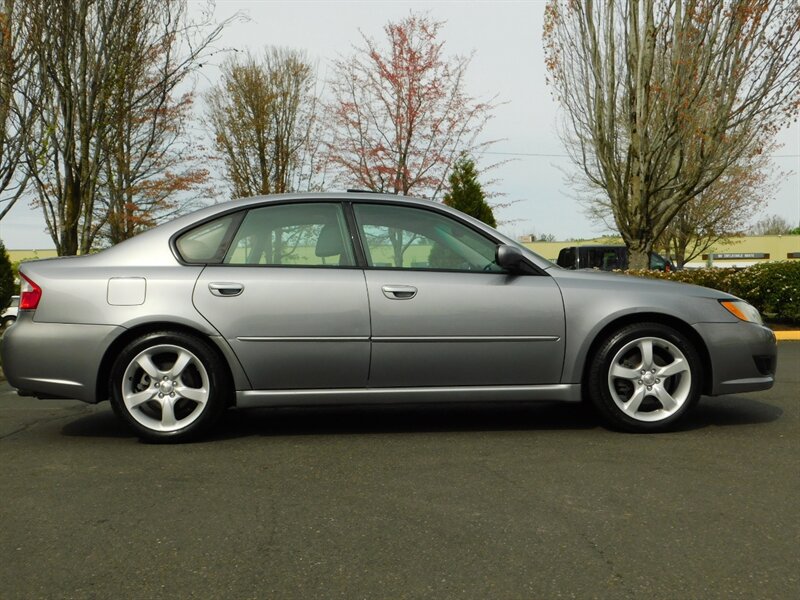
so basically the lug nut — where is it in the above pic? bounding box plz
[638,379,642,384]
[647,386,652,390]
[656,379,661,383]
[158,393,164,397]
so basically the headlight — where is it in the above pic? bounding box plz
[720,300,763,324]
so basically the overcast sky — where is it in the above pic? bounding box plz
[1,0,798,249]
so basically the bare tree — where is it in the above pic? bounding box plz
[656,142,779,266]
[206,47,322,199]
[544,0,800,268]
[326,13,498,200]
[587,132,782,266]
[0,0,38,221]
[98,3,217,245]
[100,91,211,245]
[24,0,228,255]
[748,214,796,236]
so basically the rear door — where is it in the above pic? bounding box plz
[189,202,370,390]
[352,203,566,388]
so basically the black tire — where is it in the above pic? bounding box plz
[109,331,231,443]
[587,322,702,432]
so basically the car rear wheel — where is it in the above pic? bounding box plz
[588,323,702,432]
[110,331,230,442]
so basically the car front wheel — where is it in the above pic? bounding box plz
[588,323,702,432]
[110,331,229,442]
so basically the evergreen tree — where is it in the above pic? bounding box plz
[0,241,14,310]
[428,156,496,269]
[443,156,496,227]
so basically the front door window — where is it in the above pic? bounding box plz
[353,203,503,272]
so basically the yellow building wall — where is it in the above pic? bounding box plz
[8,249,59,263]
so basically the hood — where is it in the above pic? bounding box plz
[548,268,737,301]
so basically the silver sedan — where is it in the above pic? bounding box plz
[2,193,777,442]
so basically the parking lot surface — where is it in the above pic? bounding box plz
[1,344,798,599]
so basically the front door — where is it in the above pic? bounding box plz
[352,203,566,388]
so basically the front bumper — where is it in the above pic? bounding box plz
[1,313,123,403]
[693,322,777,396]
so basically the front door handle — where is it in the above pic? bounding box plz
[209,282,244,297]
[381,285,417,300]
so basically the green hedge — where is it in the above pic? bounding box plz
[624,261,800,324]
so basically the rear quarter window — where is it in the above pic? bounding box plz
[175,214,237,263]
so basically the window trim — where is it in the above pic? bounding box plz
[170,200,358,268]
[169,197,546,275]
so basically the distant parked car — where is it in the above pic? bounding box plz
[1,295,19,329]
[556,245,673,271]
[2,193,775,442]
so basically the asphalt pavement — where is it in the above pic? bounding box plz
[1,344,798,599]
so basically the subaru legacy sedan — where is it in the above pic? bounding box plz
[2,193,776,442]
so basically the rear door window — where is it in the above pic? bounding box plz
[224,203,355,267]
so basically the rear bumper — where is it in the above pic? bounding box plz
[1,313,122,403]
[693,322,777,396]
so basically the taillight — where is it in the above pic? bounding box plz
[19,273,42,310]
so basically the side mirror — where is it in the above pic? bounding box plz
[495,244,526,272]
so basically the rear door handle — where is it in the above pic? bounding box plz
[381,285,417,300]
[209,282,244,297]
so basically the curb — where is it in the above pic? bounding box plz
[774,330,800,341]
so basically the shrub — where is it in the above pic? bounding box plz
[624,261,800,324]
[0,241,14,311]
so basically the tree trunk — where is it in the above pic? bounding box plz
[390,228,403,268]
[627,246,650,270]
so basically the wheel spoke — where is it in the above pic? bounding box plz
[169,350,193,379]
[136,353,161,378]
[638,339,654,369]
[658,358,689,379]
[177,386,208,405]
[623,386,646,416]
[125,388,157,410]
[654,386,678,411]
[160,397,177,429]
[610,363,640,381]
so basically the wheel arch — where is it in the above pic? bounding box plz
[579,312,713,397]
[95,321,244,405]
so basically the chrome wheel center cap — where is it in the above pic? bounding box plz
[159,380,175,394]
[642,372,655,386]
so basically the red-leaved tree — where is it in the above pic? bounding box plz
[326,14,497,200]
